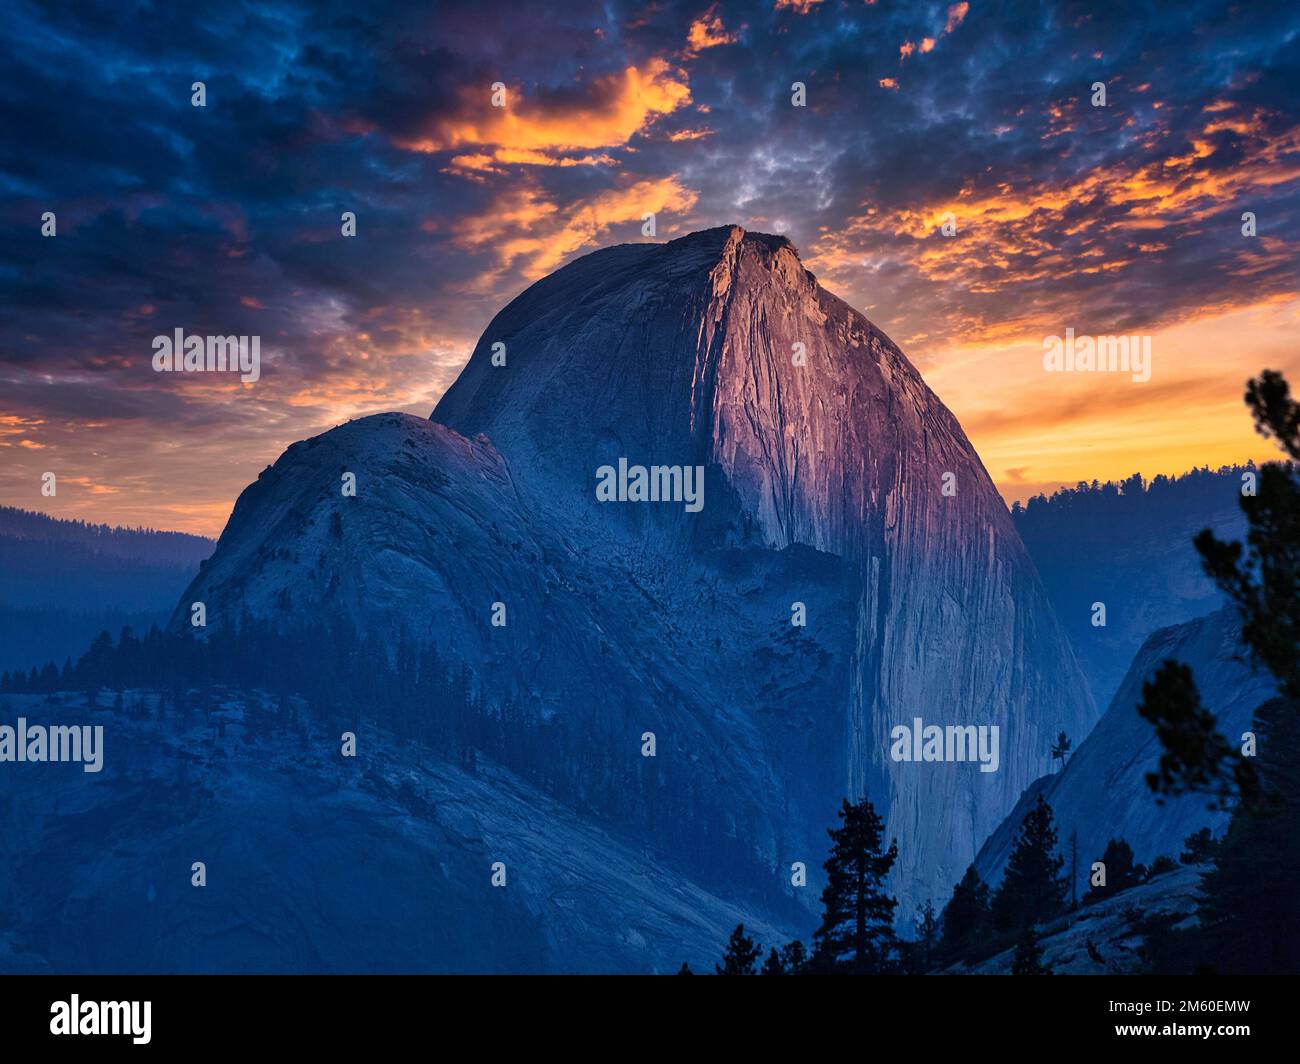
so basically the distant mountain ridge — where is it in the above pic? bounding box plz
[0,506,213,566]
[1011,468,1249,707]
[0,507,213,674]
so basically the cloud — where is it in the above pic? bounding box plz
[803,95,1300,348]
[685,6,737,56]
[394,59,692,166]
[453,175,699,283]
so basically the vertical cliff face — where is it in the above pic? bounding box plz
[181,226,1095,930]
[435,225,1097,905]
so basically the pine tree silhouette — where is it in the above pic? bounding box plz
[914,899,939,972]
[1179,827,1220,865]
[1135,370,1300,809]
[991,794,1066,933]
[1011,925,1052,975]
[715,923,761,975]
[1197,696,1300,973]
[1050,730,1072,771]
[1083,838,1145,904]
[811,798,899,973]
[779,939,808,975]
[940,865,990,963]
[1133,370,1300,973]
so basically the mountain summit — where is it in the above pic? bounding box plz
[178,226,1096,936]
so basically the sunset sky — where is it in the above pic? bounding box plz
[3,0,1299,536]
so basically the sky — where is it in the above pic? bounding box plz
[2,0,1299,536]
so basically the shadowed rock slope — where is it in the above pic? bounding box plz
[974,609,1273,898]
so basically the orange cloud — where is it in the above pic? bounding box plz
[396,59,691,167]
[444,153,503,180]
[805,100,1300,346]
[453,176,699,285]
[774,0,822,12]
[0,415,45,448]
[944,2,970,34]
[0,415,44,431]
[685,6,737,55]
[61,476,120,496]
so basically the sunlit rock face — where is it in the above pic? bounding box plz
[181,226,1095,942]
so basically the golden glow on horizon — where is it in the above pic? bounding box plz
[917,296,1300,504]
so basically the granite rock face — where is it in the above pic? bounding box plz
[973,608,1274,898]
[177,226,1096,942]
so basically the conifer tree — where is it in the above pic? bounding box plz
[991,795,1066,933]
[1145,855,1178,879]
[810,798,899,973]
[1134,371,1300,972]
[1050,731,1072,771]
[914,899,939,972]
[940,865,990,962]
[1197,371,1300,707]
[1083,838,1145,904]
[1179,827,1219,865]
[760,947,785,975]
[1011,925,1052,975]
[1197,696,1300,974]
[715,923,760,975]
[779,939,808,975]
[1136,370,1300,809]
